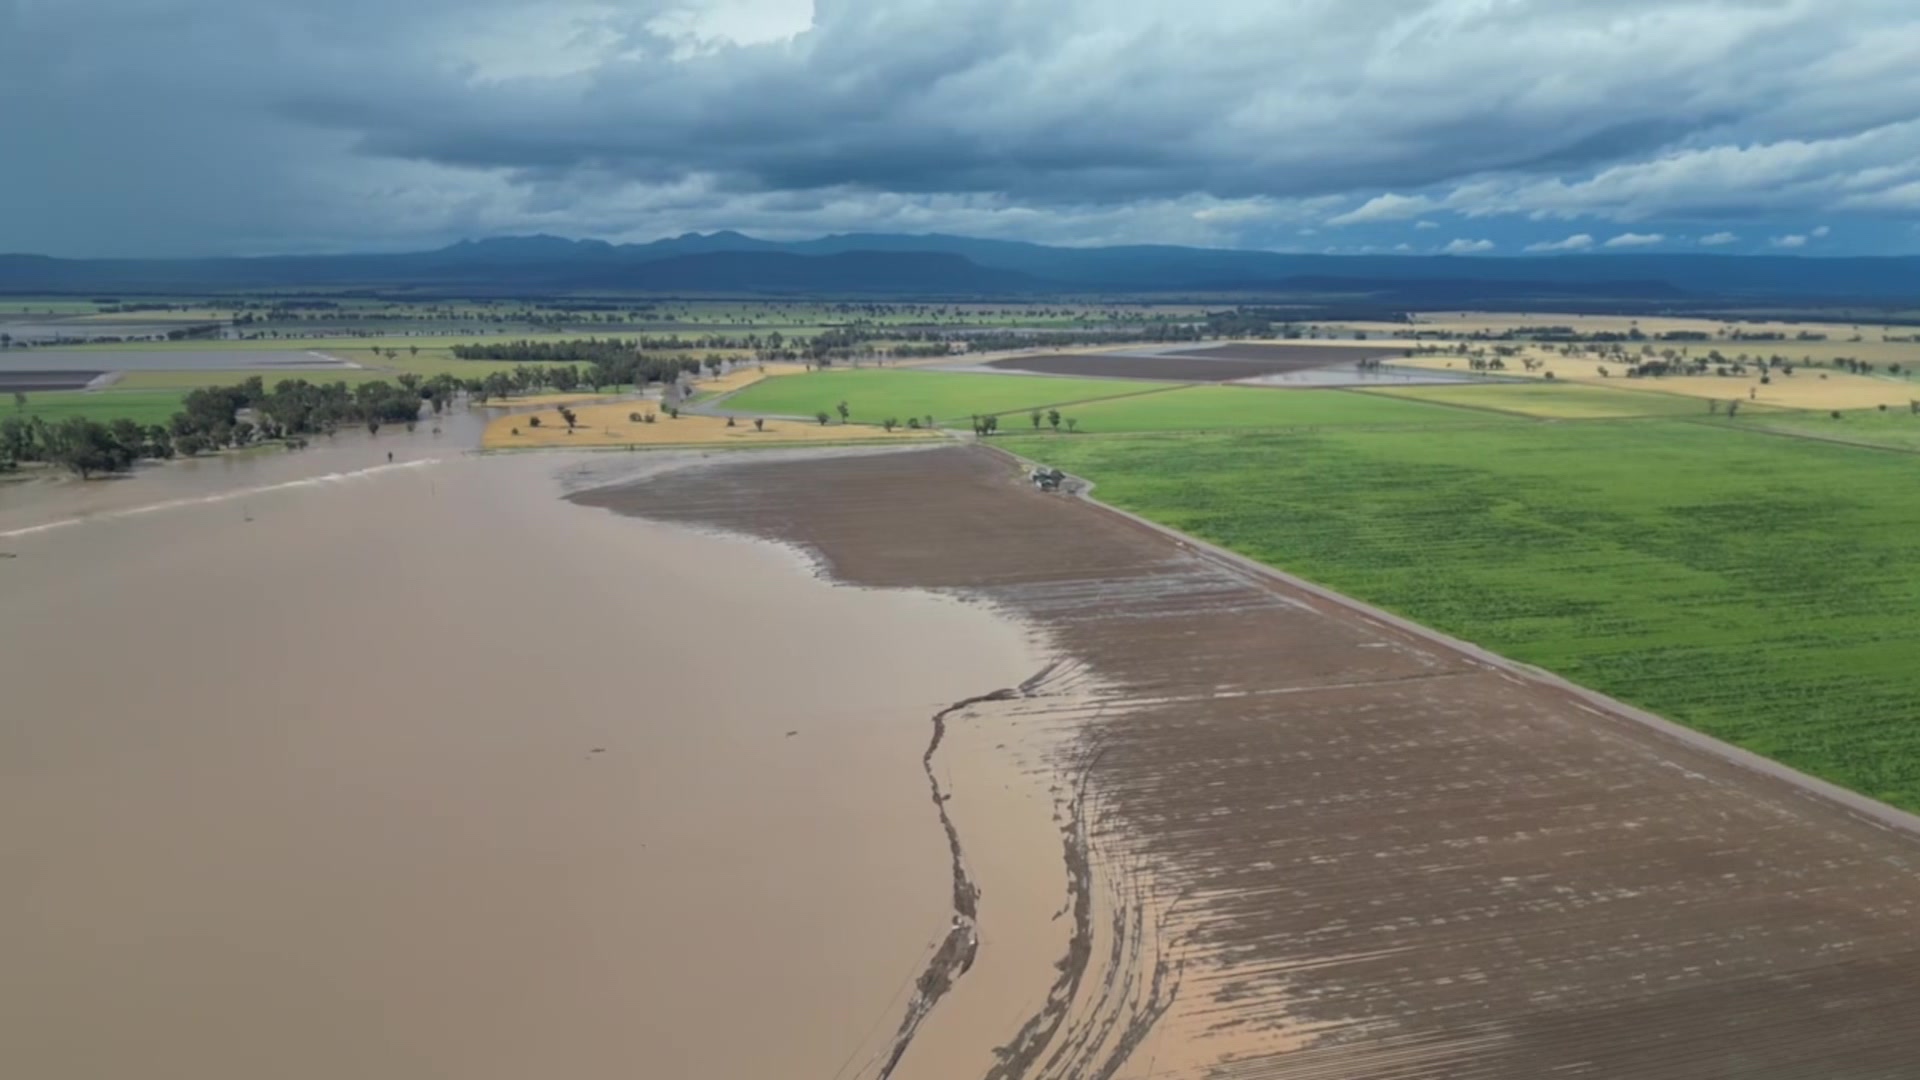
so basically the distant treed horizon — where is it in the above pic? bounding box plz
[3,0,1918,257]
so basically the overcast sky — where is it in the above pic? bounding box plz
[5,0,1919,257]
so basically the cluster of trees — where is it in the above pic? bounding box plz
[1,415,174,478]
[458,357,709,403]
[449,341,710,386]
[454,338,652,364]
[4,374,453,478]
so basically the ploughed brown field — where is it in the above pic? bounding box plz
[0,370,103,391]
[579,445,1920,1080]
[987,343,1402,381]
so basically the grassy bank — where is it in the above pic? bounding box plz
[1004,419,1920,811]
[5,390,187,427]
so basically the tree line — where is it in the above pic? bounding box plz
[4,376,438,477]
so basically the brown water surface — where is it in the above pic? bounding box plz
[1,449,1045,1080]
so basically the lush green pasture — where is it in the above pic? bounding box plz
[5,390,186,426]
[1006,422,1920,811]
[722,369,1173,424]
[1722,407,1920,453]
[1365,380,1730,419]
[1056,385,1514,433]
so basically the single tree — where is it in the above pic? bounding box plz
[528,415,542,428]
[11,391,24,411]
[1047,408,1061,431]
[836,400,850,423]
[883,417,898,432]
[1031,409,1043,429]
[816,410,832,426]
[1066,417,1078,432]
[754,418,765,432]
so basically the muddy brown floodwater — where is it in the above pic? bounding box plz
[1,448,1050,1080]
[594,444,1920,1080]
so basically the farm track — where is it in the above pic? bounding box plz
[574,445,1920,1079]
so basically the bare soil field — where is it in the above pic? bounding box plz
[988,343,1401,382]
[1164,343,1404,364]
[0,369,101,391]
[583,445,1920,1080]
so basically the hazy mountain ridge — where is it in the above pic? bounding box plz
[5,232,1920,301]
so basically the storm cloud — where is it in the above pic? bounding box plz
[4,0,1918,255]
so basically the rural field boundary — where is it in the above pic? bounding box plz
[981,442,1920,842]
[1690,416,1920,457]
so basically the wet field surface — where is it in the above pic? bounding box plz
[0,370,102,390]
[987,345,1404,382]
[592,445,1920,1079]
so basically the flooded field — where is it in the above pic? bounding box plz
[0,445,1053,1080]
[10,431,1920,1079]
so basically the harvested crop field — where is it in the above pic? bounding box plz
[1395,352,1919,410]
[483,402,941,449]
[579,445,1920,1079]
[988,344,1401,382]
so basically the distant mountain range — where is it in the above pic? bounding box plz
[4,231,1919,305]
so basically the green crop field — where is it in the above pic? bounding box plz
[1364,381,1733,419]
[1053,385,1519,433]
[4,390,186,427]
[1722,407,1920,453]
[721,369,1173,425]
[1005,421,1920,812]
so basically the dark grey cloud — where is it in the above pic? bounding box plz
[3,0,1919,256]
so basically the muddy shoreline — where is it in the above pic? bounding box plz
[576,444,1920,1080]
